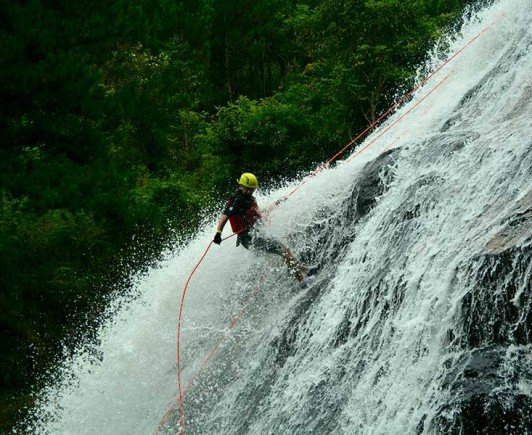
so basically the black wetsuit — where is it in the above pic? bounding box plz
[224,190,284,255]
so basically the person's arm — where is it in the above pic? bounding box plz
[217,214,229,233]
[214,213,229,244]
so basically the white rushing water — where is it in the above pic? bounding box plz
[24,0,532,433]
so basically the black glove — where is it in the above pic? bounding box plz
[213,231,222,245]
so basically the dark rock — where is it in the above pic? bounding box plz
[430,191,532,433]
[429,347,532,434]
[354,148,398,218]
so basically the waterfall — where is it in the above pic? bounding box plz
[23,0,531,433]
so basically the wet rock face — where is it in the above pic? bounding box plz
[485,190,532,256]
[429,346,532,434]
[459,245,532,349]
[423,244,532,434]
[285,146,530,434]
[274,150,400,377]
[456,191,532,349]
[430,192,532,433]
[354,149,398,218]
[302,148,399,266]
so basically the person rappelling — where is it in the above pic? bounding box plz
[213,173,318,286]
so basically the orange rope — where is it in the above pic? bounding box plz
[274,22,492,205]
[156,245,267,434]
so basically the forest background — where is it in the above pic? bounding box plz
[1,0,470,430]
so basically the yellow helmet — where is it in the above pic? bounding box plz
[239,173,258,188]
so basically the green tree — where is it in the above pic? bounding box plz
[208,0,298,102]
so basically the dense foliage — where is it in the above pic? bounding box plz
[0,0,466,429]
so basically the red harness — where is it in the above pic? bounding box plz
[227,197,261,233]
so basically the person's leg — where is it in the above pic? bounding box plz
[237,232,252,249]
[251,232,308,282]
[279,245,308,282]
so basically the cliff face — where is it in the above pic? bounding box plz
[432,192,532,433]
